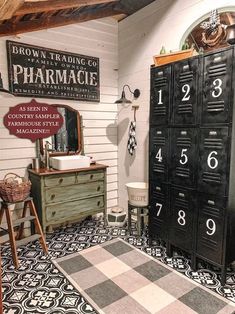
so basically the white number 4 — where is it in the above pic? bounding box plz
[155,148,163,162]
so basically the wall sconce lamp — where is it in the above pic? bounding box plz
[115,84,140,104]
[0,73,13,96]
[226,24,235,45]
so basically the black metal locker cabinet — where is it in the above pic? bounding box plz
[150,65,171,125]
[198,127,229,196]
[149,45,235,285]
[149,181,168,242]
[201,47,233,125]
[170,128,197,187]
[149,127,169,182]
[196,194,227,265]
[172,57,199,125]
[169,187,196,253]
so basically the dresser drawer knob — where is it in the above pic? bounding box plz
[52,211,56,217]
[97,186,101,191]
[59,178,63,184]
[51,194,55,200]
[97,201,101,206]
[90,174,94,180]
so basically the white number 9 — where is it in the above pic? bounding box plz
[206,219,216,236]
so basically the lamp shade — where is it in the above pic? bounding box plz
[115,90,132,104]
[226,24,235,45]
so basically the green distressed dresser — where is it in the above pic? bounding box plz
[28,164,108,233]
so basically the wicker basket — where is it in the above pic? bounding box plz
[0,173,31,203]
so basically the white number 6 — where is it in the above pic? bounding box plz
[207,151,218,169]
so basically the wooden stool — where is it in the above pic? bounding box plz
[0,197,48,268]
[128,201,148,236]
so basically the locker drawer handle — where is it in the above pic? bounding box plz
[97,186,101,191]
[59,178,63,184]
[90,174,94,180]
[97,201,101,206]
[51,194,55,200]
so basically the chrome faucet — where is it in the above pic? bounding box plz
[44,141,54,169]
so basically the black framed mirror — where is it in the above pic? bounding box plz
[40,104,82,156]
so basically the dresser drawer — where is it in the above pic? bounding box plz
[77,170,105,183]
[46,195,104,222]
[44,173,76,187]
[45,181,104,204]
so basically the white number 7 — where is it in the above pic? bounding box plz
[156,203,162,216]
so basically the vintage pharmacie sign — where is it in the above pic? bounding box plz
[6,40,100,102]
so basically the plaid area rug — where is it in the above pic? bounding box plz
[53,238,235,314]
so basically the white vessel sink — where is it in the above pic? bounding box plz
[50,155,91,170]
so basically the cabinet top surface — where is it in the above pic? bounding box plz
[28,163,108,176]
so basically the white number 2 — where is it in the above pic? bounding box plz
[155,203,162,216]
[207,151,218,169]
[206,219,216,236]
[155,148,163,162]
[212,78,223,98]
[177,210,186,226]
[182,84,190,101]
[179,148,188,165]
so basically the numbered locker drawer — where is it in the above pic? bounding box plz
[169,186,197,252]
[196,194,227,265]
[198,127,229,196]
[170,128,198,187]
[150,65,172,126]
[172,56,199,126]
[149,127,169,182]
[201,47,233,125]
[149,180,169,241]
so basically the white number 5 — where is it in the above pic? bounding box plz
[180,148,188,165]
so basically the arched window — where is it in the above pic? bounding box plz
[181,10,235,53]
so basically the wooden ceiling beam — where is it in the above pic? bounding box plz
[0,0,24,20]
[14,0,119,16]
[0,5,124,36]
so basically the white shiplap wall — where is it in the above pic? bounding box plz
[0,17,118,212]
[118,0,235,209]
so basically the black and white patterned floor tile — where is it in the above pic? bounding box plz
[2,218,235,313]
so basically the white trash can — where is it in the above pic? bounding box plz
[125,182,148,206]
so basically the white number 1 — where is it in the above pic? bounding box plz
[158,89,163,104]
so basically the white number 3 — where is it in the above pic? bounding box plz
[212,78,222,98]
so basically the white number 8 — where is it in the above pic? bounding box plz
[177,210,186,226]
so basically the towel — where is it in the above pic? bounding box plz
[127,121,137,155]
